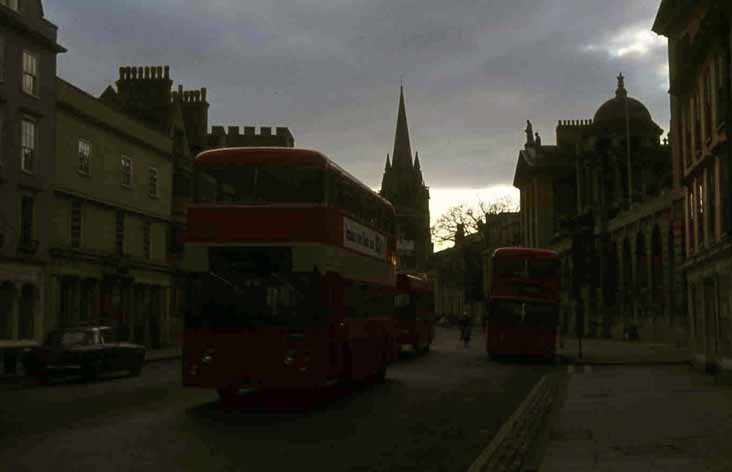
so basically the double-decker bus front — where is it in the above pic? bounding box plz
[181,148,397,400]
[394,273,435,354]
[485,248,560,360]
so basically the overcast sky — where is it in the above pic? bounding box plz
[46,0,669,238]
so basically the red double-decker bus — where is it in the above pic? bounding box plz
[181,148,399,401]
[485,247,560,360]
[394,273,435,354]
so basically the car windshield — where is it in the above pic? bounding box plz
[46,330,96,347]
[395,294,414,320]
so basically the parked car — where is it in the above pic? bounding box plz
[22,326,146,381]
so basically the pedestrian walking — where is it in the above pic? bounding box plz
[460,311,472,348]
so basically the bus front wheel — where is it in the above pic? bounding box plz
[217,387,238,404]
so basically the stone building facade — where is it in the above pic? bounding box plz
[431,228,483,322]
[481,212,522,299]
[654,1,732,371]
[50,78,175,347]
[380,86,432,272]
[100,65,208,344]
[514,77,685,344]
[0,0,64,345]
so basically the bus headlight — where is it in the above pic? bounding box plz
[201,347,215,364]
[284,350,297,366]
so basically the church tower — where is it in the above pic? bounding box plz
[380,86,432,272]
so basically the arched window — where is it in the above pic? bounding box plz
[651,226,663,303]
[636,232,648,290]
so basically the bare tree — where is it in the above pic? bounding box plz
[478,195,518,216]
[431,204,482,248]
[431,195,518,248]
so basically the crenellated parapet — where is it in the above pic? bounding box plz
[557,119,594,128]
[172,85,208,104]
[118,65,171,81]
[207,125,295,148]
[556,118,595,147]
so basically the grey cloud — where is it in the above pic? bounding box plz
[46,0,670,189]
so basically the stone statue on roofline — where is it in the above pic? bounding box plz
[525,120,535,146]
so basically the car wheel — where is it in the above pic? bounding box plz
[217,387,238,404]
[82,358,101,381]
[129,358,143,377]
[373,356,387,384]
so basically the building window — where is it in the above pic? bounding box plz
[21,118,35,173]
[688,186,695,254]
[19,195,34,244]
[707,164,716,243]
[722,155,732,235]
[70,200,82,249]
[143,221,151,260]
[704,69,713,142]
[697,178,704,248]
[148,167,159,197]
[0,0,18,12]
[115,211,125,255]
[683,102,692,168]
[121,156,133,187]
[694,93,702,157]
[22,50,38,97]
[0,36,5,82]
[0,110,4,166]
[78,140,91,176]
[719,53,729,129]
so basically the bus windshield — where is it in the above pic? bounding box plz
[494,255,559,280]
[185,247,325,328]
[395,294,414,320]
[490,300,558,328]
[204,163,324,205]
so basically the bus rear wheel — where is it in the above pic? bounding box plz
[373,355,387,384]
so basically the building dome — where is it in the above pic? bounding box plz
[593,74,661,135]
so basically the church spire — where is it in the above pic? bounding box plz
[392,85,413,169]
[414,151,421,170]
[385,153,391,170]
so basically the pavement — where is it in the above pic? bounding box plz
[557,336,690,365]
[0,327,549,472]
[539,337,732,472]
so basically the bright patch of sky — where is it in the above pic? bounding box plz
[583,24,666,59]
[430,185,519,251]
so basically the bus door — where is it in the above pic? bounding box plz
[326,273,346,380]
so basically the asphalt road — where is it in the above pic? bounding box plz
[0,328,552,472]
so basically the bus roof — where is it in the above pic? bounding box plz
[492,247,559,259]
[196,147,394,210]
[397,272,432,291]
